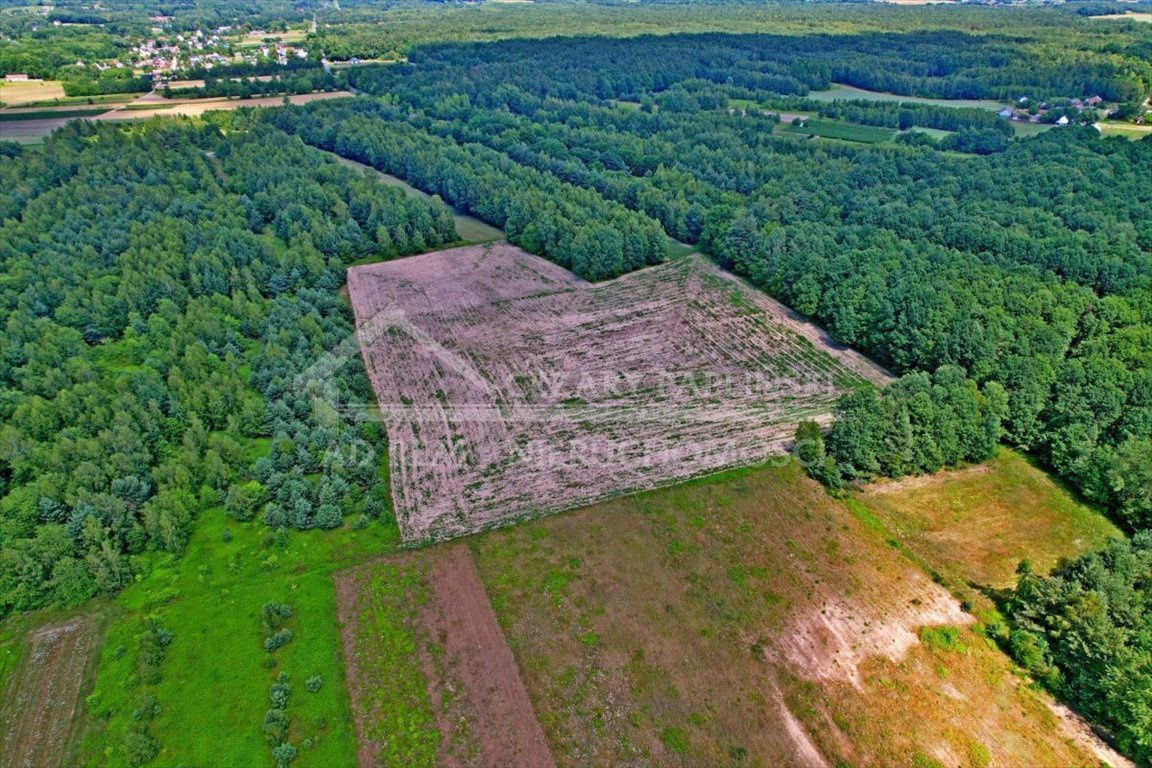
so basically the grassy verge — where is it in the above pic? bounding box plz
[341,560,440,767]
[0,108,108,121]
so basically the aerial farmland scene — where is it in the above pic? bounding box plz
[0,1,1150,768]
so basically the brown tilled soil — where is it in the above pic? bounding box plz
[334,545,553,768]
[333,569,382,768]
[421,545,555,768]
[349,243,888,543]
[0,616,98,768]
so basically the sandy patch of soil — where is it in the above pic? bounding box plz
[771,571,972,689]
[1046,700,1135,768]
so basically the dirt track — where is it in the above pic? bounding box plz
[422,545,555,768]
[334,545,553,768]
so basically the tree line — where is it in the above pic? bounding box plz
[261,100,668,280]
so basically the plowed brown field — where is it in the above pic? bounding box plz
[348,243,887,542]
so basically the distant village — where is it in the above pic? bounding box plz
[135,28,310,80]
[4,18,313,84]
[998,94,1109,125]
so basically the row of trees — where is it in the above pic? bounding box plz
[162,69,339,101]
[818,367,1008,484]
[262,101,668,280]
[0,119,458,618]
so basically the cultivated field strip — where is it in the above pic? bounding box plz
[0,618,97,768]
[349,243,886,542]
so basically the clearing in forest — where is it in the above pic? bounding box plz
[467,461,1109,767]
[348,243,887,542]
[858,450,1123,588]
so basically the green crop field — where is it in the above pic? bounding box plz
[806,83,1010,111]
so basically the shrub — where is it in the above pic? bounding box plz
[137,623,173,685]
[264,628,294,653]
[225,480,266,521]
[272,742,297,768]
[270,673,292,709]
[131,693,160,722]
[920,626,964,652]
[262,602,293,631]
[305,674,323,693]
[263,708,289,745]
[124,726,159,766]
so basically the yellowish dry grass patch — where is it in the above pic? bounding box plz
[858,449,1122,588]
[0,79,65,106]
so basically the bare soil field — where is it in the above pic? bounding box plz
[96,90,353,119]
[1,117,74,143]
[468,461,1111,767]
[334,545,552,768]
[349,243,886,543]
[0,616,99,768]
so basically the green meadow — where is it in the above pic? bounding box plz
[79,501,401,767]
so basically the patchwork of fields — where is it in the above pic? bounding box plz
[333,460,1115,768]
[349,243,886,542]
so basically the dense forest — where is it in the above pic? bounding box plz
[260,103,668,279]
[0,119,457,618]
[1009,535,1152,764]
